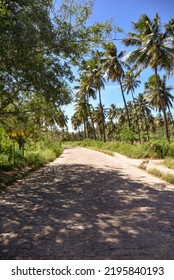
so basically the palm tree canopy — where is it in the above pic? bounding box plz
[74,75,97,100]
[84,53,106,92]
[165,18,174,38]
[122,71,141,94]
[108,103,117,121]
[122,13,174,73]
[102,42,126,83]
[135,93,151,115]
[145,74,174,111]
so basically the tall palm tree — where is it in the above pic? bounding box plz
[107,104,117,141]
[165,18,174,77]
[108,103,117,122]
[122,71,141,99]
[122,13,174,141]
[102,42,131,129]
[85,52,106,141]
[74,74,97,140]
[145,74,174,141]
[73,95,89,138]
[122,71,141,141]
[134,93,152,141]
[154,113,165,137]
[71,112,82,134]
[92,104,107,141]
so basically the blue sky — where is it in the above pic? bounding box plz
[63,0,174,130]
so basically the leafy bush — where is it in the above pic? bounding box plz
[24,146,61,168]
[166,143,174,157]
[146,141,169,158]
[24,152,43,168]
[120,128,135,143]
[0,154,12,170]
[51,143,63,156]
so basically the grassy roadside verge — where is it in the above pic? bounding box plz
[0,143,63,192]
[65,139,174,185]
[64,139,174,159]
[64,140,147,158]
[148,168,174,184]
[138,163,174,185]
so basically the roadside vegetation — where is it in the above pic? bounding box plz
[64,139,174,159]
[0,130,63,190]
[64,139,174,184]
[147,168,174,185]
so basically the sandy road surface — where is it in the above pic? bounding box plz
[1,147,174,259]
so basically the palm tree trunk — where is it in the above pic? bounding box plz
[98,90,106,142]
[131,92,141,143]
[154,67,170,143]
[86,98,96,140]
[83,121,86,139]
[89,112,96,140]
[119,80,131,129]
[143,111,150,141]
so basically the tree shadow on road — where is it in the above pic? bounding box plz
[1,162,174,259]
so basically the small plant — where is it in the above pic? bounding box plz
[148,168,163,178]
[138,162,147,170]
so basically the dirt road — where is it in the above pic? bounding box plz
[1,147,174,259]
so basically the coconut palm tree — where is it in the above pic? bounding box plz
[122,13,174,74]
[145,75,174,141]
[108,104,117,122]
[122,13,174,141]
[92,104,107,141]
[106,104,118,140]
[71,112,82,134]
[165,18,174,77]
[165,18,174,44]
[122,71,141,141]
[84,52,106,141]
[74,74,97,140]
[134,93,152,141]
[73,95,89,138]
[101,42,131,130]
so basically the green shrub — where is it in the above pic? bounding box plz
[147,141,169,158]
[120,128,135,143]
[24,148,58,168]
[24,152,43,168]
[167,143,174,157]
[0,154,12,170]
[39,149,57,163]
[51,143,63,156]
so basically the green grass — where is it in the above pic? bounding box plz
[163,157,174,169]
[65,139,174,161]
[0,142,63,191]
[65,140,145,158]
[64,139,166,159]
[138,162,147,170]
[24,148,61,168]
[148,168,174,185]
[88,147,114,156]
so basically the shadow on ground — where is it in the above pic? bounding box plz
[1,161,174,259]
